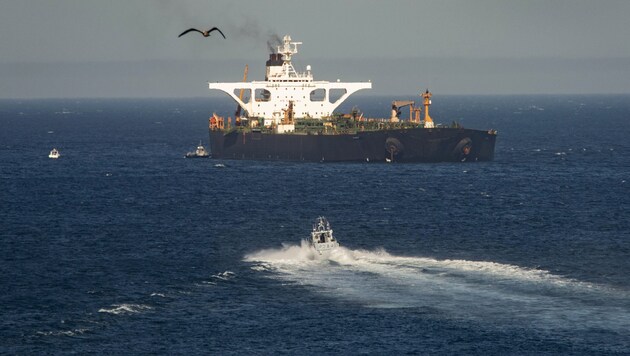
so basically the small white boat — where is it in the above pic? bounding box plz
[309,216,339,254]
[185,142,210,158]
[48,148,60,159]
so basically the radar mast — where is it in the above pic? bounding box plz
[278,35,302,78]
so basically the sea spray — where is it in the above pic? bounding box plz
[245,239,321,263]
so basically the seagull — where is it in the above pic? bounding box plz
[178,27,226,39]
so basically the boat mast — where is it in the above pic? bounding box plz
[422,90,434,128]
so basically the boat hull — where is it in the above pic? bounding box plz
[313,241,340,255]
[209,127,496,163]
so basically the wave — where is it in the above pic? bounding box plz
[198,270,238,287]
[98,303,152,315]
[245,242,630,333]
[36,328,90,337]
[211,271,236,281]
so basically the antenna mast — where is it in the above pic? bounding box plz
[278,35,302,77]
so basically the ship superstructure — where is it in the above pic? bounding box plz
[209,35,371,127]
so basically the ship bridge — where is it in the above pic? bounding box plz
[208,35,371,121]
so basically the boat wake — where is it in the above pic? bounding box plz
[245,242,630,336]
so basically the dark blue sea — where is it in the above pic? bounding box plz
[1,95,629,354]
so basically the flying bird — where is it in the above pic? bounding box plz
[178,27,226,39]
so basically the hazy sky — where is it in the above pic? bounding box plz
[2,0,630,98]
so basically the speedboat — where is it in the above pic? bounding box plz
[309,216,339,254]
[48,148,60,159]
[185,142,210,158]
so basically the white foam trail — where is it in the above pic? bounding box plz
[245,243,630,333]
[98,304,152,315]
[245,240,321,263]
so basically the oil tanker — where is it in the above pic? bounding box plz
[207,35,496,163]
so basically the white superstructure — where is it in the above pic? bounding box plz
[309,216,339,254]
[48,148,60,159]
[208,35,371,123]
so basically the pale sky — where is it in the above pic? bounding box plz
[1,0,630,98]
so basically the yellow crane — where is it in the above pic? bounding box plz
[391,100,415,122]
[234,65,248,122]
[390,90,434,126]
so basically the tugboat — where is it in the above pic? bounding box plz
[309,217,340,254]
[48,148,60,159]
[185,142,210,158]
[207,35,497,163]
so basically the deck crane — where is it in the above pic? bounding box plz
[391,100,420,123]
[234,64,248,125]
[390,90,434,127]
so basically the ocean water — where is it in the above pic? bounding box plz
[1,95,629,354]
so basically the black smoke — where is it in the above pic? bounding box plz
[266,34,282,54]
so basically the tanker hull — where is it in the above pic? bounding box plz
[209,127,496,163]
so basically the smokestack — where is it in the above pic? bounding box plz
[265,53,283,80]
[266,53,283,66]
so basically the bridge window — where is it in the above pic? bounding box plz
[329,89,346,103]
[255,89,271,102]
[233,88,251,103]
[310,89,325,102]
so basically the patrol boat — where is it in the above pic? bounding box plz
[48,148,60,159]
[185,142,210,158]
[207,35,497,163]
[309,217,339,254]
